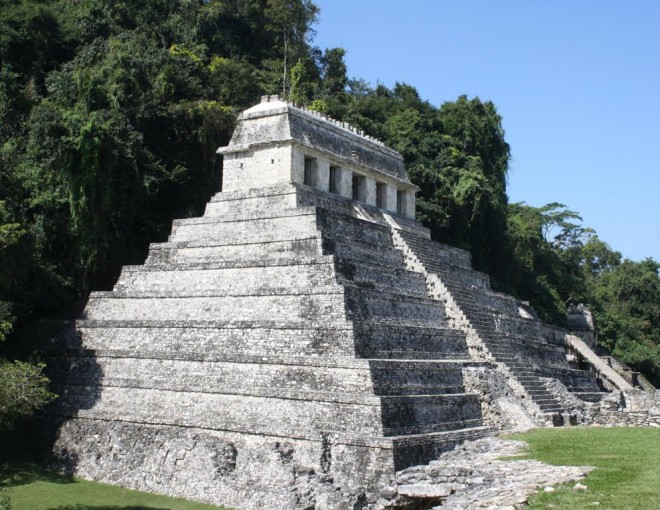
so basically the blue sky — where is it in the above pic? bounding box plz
[313,0,660,262]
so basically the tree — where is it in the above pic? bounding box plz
[0,360,56,431]
[410,95,511,281]
[319,47,347,96]
[591,259,660,385]
[265,0,319,96]
[504,202,589,323]
[581,237,621,276]
[0,200,24,343]
[1,197,54,432]
[0,0,74,95]
[289,58,317,105]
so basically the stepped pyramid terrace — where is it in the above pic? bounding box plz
[46,95,658,510]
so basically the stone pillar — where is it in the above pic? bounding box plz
[404,190,415,219]
[397,189,416,218]
[338,168,352,199]
[362,176,376,206]
[384,183,397,212]
[291,146,304,185]
[313,158,330,192]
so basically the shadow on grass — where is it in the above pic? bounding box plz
[0,460,76,487]
[46,505,167,510]
[46,507,170,510]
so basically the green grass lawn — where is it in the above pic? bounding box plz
[0,458,228,510]
[507,427,660,510]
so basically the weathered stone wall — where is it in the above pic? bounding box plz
[222,144,292,191]
[589,390,660,427]
[52,418,393,510]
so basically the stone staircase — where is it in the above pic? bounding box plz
[396,231,608,420]
[600,355,656,392]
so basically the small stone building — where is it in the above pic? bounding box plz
[47,96,643,510]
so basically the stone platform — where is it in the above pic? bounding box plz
[46,97,622,510]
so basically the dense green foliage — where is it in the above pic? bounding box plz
[509,427,660,509]
[1,0,658,408]
[0,359,54,430]
[502,201,660,384]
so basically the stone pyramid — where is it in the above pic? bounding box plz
[48,96,615,510]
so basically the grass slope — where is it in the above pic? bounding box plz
[508,427,660,510]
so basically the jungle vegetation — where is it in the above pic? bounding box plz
[1,0,658,429]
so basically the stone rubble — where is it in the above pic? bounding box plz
[373,437,594,510]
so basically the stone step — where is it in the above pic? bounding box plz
[141,253,329,272]
[328,236,405,269]
[319,212,393,247]
[207,183,296,203]
[48,356,379,396]
[353,322,470,360]
[106,256,426,310]
[519,386,548,395]
[369,361,474,396]
[380,394,483,436]
[51,384,387,437]
[491,316,544,337]
[520,387,548,396]
[398,231,473,270]
[49,354,475,399]
[483,338,565,356]
[537,403,564,411]
[428,269,492,297]
[514,371,544,378]
[146,237,322,265]
[73,319,473,369]
[102,283,343,299]
[383,418,484,437]
[86,283,451,323]
[450,295,519,317]
[169,211,319,244]
[83,292,347,322]
[529,395,557,404]
[489,350,567,365]
[533,397,561,405]
[482,333,561,346]
[344,287,447,322]
[115,261,338,294]
[77,317,469,360]
[386,426,492,470]
[518,383,548,392]
[533,368,604,394]
[334,260,429,298]
[173,205,315,227]
[572,391,608,402]
[516,378,547,387]
[203,188,298,217]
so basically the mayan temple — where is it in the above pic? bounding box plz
[47,96,654,510]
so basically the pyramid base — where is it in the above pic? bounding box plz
[50,418,489,510]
